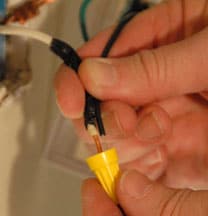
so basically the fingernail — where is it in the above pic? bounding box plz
[102,111,123,137]
[147,165,164,181]
[136,112,163,142]
[84,58,118,87]
[142,149,162,166]
[120,170,153,198]
[200,91,208,100]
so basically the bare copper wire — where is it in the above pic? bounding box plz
[92,135,103,153]
[1,0,56,25]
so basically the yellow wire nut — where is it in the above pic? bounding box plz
[86,148,120,203]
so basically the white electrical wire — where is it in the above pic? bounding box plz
[0,25,53,46]
[87,124,99,137]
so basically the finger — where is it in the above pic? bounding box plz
[200,91,208,101]
[82,178,121,216]
[79,27,208,106]
[121,146,167,181]
[115,104,171,163]
[54,64,85,119]
[73,104,172,161]
[72,100,138,142]
[78,1,179,58]
[74,100,172,142]
[78,0,206,58]
[117,170,208,216]
[101,101,138,138]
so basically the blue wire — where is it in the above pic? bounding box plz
[79,0,91,42]
[0,0,6,80]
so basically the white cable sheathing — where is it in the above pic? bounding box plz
[0,25,53,46]
[87,124,99,137]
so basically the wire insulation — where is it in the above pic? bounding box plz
[79,0,91,41]
[0,25,52,45]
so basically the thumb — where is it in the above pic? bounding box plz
[79,29,208,106]
[117,170,208,216]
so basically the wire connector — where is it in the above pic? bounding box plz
[86,148,120,203]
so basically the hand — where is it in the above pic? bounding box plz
[55,0,208,189]
[82,170,208,216]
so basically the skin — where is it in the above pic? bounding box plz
[54,0,208,215]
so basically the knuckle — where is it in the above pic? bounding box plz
[158,189,192,216]
[132,49,168,98]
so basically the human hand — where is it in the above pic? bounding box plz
[82,170,208,216]
[55,0,208,189]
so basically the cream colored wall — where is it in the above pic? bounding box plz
[0,0,83,215]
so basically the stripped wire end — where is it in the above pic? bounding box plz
[87,124,103,153]
[1,0,56,25]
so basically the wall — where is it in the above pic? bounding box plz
[0,0,83,215]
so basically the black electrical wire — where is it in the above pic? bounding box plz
[0,60,6,81]
[94,1,148,137]
[50,38,106,135]
[101,12,136,57]
[102,0,149,57]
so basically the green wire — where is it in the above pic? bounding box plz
[79,0,91,42]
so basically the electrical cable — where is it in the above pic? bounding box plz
[78,0,149,138]
[101,12,136,57]
[102,0,149,57]
[50,38,106,135]
[79,0,91,42]
[0,25,105,136]
[0,25,52,45]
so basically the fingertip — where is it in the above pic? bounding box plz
[121,146,167,181]
[135,104,172,144]
[82,178,121,216]
[116,170,168,215]
[116,170,153,204]
[116,169,195,216]
[142,146,168,181]
[54,64,68,87]
[54,64,85,119]
[81,178,98,196]
[101,101,138,138]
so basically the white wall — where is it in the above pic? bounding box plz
[0,0,83,215]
